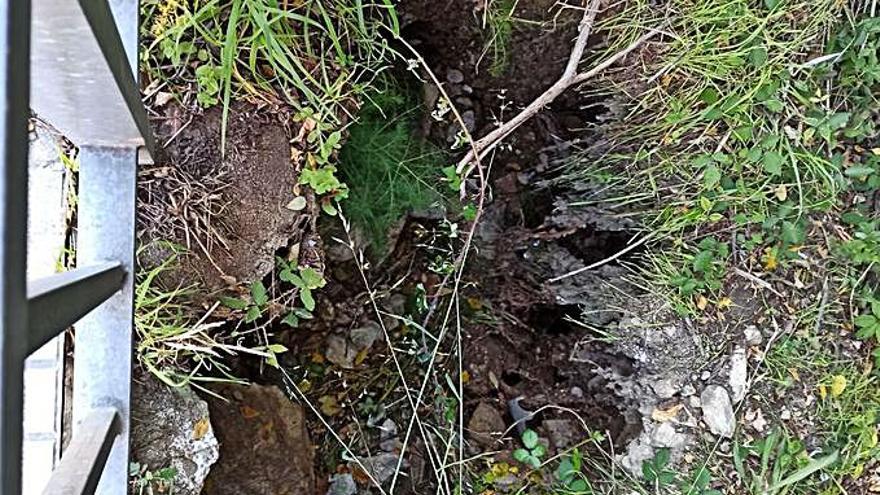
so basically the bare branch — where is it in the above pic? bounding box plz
[456,1,660,180]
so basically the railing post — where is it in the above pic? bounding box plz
[72,146,137,494]
[0,1,31,494]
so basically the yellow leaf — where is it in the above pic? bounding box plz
[763,249,778,271]
[354,347,369,366]
[310,352,325,364]
[193,418,210,440]
[717,297,733,310]
[461,371,471,384]
[651,403,684,422]
[319,395,341,416]
[696,295,709,310]
[466,297,483,310]
[831,374,847,397]
[818,384,827,400]
[872,148,880,156]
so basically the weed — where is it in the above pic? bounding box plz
[141,0,400,151]
[135,245,279,388]
[338,77,448,252]
[513,429,546,469]
[480,0,518,77]
[734,429,839,494]
[129,462,177,495]
[553,447,593,493]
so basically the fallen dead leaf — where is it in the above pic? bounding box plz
[651,403,683,422]
[193,417,210,440]
[240,405,260,419]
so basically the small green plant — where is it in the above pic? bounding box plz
[338,77,448,252]
[513,429,546,469]
[839,214,880,266]
[669,236,729,297]
[220,281,269,323]
[136,245,282,386]
[481,0,518,77]
[642,448,676,487]
[734,430,839,494]
[278,263,326,312]
[554,447,592,493]
[129,463,177,495]
[853,296,880,367]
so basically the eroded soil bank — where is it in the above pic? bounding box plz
[129,0,880,494]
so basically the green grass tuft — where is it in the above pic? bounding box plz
[338,77,448,252]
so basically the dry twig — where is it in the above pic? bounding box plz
[456,0,661,189]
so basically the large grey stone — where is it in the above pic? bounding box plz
[131,372,219,495]
[700,385,735,438]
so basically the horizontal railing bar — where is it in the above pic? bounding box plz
[30,0,155,155]
[41,408,120,495]
[25,262,125,357]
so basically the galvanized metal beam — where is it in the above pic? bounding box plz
[30,0,154,155]
[40,408,120,495]
[26,263,125,356]
[0,1,31,494]
[72,146,137,495]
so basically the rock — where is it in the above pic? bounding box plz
[379,418,398,441]
[681,384,696,397]
[542,419,578,450]
[744,325,763,346]
[360,452,400,485]
[327,473,357,495]
[446,68,465,84]
[700,385,735,438]
[570,386,584,399]
[618,433,654,476]
[325,322,382,368]
[729,348,748,403]
[462,110,476,133]
[131,372,219,495]
[651,422,685,449]
[202,383,314,495]
[467,402,505,447]
[651,378,678,399]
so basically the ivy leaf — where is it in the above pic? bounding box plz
[251,281,268,307]
[300,267,326,289]
[282,312,300,327]
[703,164,721,189]
[245,305,261,323]
[513,448,531,464]
[522,429,539,449]
[749,46,768,67]
[300,287,315,311]
[762,151,783,175]
[220,296,248,310]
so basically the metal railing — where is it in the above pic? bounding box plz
[2,0,153,493]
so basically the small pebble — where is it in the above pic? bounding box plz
[570,386,584,398]
[446,68,465,84]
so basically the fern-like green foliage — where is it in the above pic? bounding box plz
[338,77,447,253]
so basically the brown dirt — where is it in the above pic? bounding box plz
[400,0,596,162]
[202,383,315,495]
[138,101,316,294]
